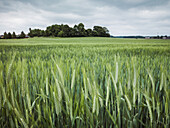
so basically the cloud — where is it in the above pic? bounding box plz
[90,0,169,9]
[0,0,170,35]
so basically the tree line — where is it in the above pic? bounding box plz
[1,23,110,39]
[2,31,26,39]
[28,23,110,37]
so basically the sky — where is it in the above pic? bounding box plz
[0,0,170,36]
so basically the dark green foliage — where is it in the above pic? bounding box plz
[28,28,33,37]
[7,32,12,39]
[3,32,8,39]
[3,32,13,39]
[19,31,26,38]
[93,26,110,37]
[61,24,71,37]
[3,31,26,39]
[76,23,86,37]
[58,31,64,37]
[12,32,16,39]
[28,29,41,37]
[86,29,93,37]
[46,24,61,37]
[28,23,110,37]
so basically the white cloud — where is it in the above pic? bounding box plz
[0,1,85,34]
[0,0,170,36]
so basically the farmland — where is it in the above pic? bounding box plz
[0,37,170,127]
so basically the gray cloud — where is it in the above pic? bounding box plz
[0,0,170,35]
[91,0,169,9]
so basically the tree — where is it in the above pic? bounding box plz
[20,31,26,38]
[93,26,110,37]
[12,32,16,39]
[54,24,62,37]
[7,32,12,39]
[28,29,42,37]
[77,23,86,37]
[86,29,93,37]
[40,30,45,37]
[28,28,33,37]
[73,23,86,37]
[73,25,79,37]
[46,26,53,36]
[58,31,64,37]
[69,28,76,37]
[103,27,110,37]
[4,32,8,39]
[61,24,71,37]
[92,30,98,36]
[44,30,50,37]
[46,24,62,37]
[93,26,103,36]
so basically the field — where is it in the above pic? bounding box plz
[0,37,169,127]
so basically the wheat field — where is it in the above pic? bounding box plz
[0,37,169,127]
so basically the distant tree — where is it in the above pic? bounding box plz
[46,26,53,36]
[73,25,79,36]
[73,23,86,37]
[93,26,103,36]
[20,31,26,38]
[77,23,86,36]
[54,24,62,37]
[28,28,33,37]
[103,27,110,37]
[45,24,72,37]
[12,32,16,39]
[69,28,76,37]
[61,24,71,37]
[28,29,42,37]
[92,30,98,36]
[93,26,110,37]
[4,32,8,39]
[44,30,50,37]
[86,29,93,37]
[46,24,62,37]
[40,30,45,37]
[58,31,64,37]
[7,32,12,39]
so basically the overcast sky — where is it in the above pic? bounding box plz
[0,0,170,36]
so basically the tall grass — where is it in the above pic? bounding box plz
[0,38,169,127]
